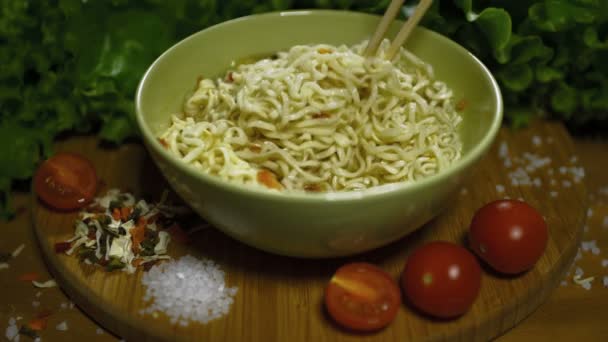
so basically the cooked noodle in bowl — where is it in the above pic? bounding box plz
[160,39,462,193]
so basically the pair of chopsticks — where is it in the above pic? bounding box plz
[364,0,433,60]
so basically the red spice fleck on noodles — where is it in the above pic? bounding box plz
[312,112,331,119]
[158,138,169,149]
[456,99,468,111]
[257,169,283,190]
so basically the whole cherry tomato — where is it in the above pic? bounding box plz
[469,199,548,274]
[402,241,481,318]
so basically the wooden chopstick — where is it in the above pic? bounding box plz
[364,0,406,57]
[386,0,433,60]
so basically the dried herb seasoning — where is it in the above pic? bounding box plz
[56,189,188,274]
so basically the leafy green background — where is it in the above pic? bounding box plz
[1,0,607,218]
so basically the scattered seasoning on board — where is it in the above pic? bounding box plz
[1,244,27,272]
[55,189,190,273]
[140,255,237,326]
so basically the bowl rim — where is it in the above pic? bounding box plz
[135,9,503,203]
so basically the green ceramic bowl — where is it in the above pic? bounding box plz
[135,10,503,258]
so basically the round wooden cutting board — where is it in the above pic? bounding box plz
[32,121,587,342]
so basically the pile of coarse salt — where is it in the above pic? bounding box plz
[141,255,237,326]
[496,137,585,198]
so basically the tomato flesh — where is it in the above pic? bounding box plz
[325,262,401,332]
[402,241,481,318]
[34,152,97,210]
[469,199,548,274]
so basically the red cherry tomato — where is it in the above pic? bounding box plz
[34,152,97,210]
[469,199,548,274]
[402,241,481,318]
[325,262,401,332]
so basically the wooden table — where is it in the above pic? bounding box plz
[1,123,607,341]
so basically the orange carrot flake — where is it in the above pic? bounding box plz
[249,143,262,153]
[158,138,169,149]
[120,207,133,221]
[318,48,332,54]
[18,272,40,282]
[167,223,190,244]
[257,170,283,190]
[112,208,121,221]
[130,218,146,254]
[312,112,331,119]
[28,317,49,331]
[304,183,323,192]
[28,310,52,331]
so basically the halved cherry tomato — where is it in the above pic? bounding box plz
[325,262,401,332]
[33,152,97,210]
[469,199,548,274]
[402,241,481,319]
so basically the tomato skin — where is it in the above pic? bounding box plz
[325,262,401,332]
[402,241,481,319]
[33,152,98,210]
[469,199,548,275]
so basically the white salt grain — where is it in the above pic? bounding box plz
[141,255,237,325]
[0,263,9,270]
[602,259,608,268]
[573,274,594,290]
[575,267,584,277]
[56,321,68,331]
[460,188,468,196]
[96,328,104,335]
[32,301,40,308]
[60,303,67,310]
[562,180,572,188]
[550,191,558,198]
[592,247,601,255]
[496,184,505,193]
[5,318,18,341]
[532,136,542,146]
[570,156,578,163]
[498,141,508,159]
[560,280,568,287]
[587,208,594,218]
[581,240,597,252]
[35,291,42,298]
[604,276,608,288]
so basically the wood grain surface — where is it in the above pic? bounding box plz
[28,121,587,342]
